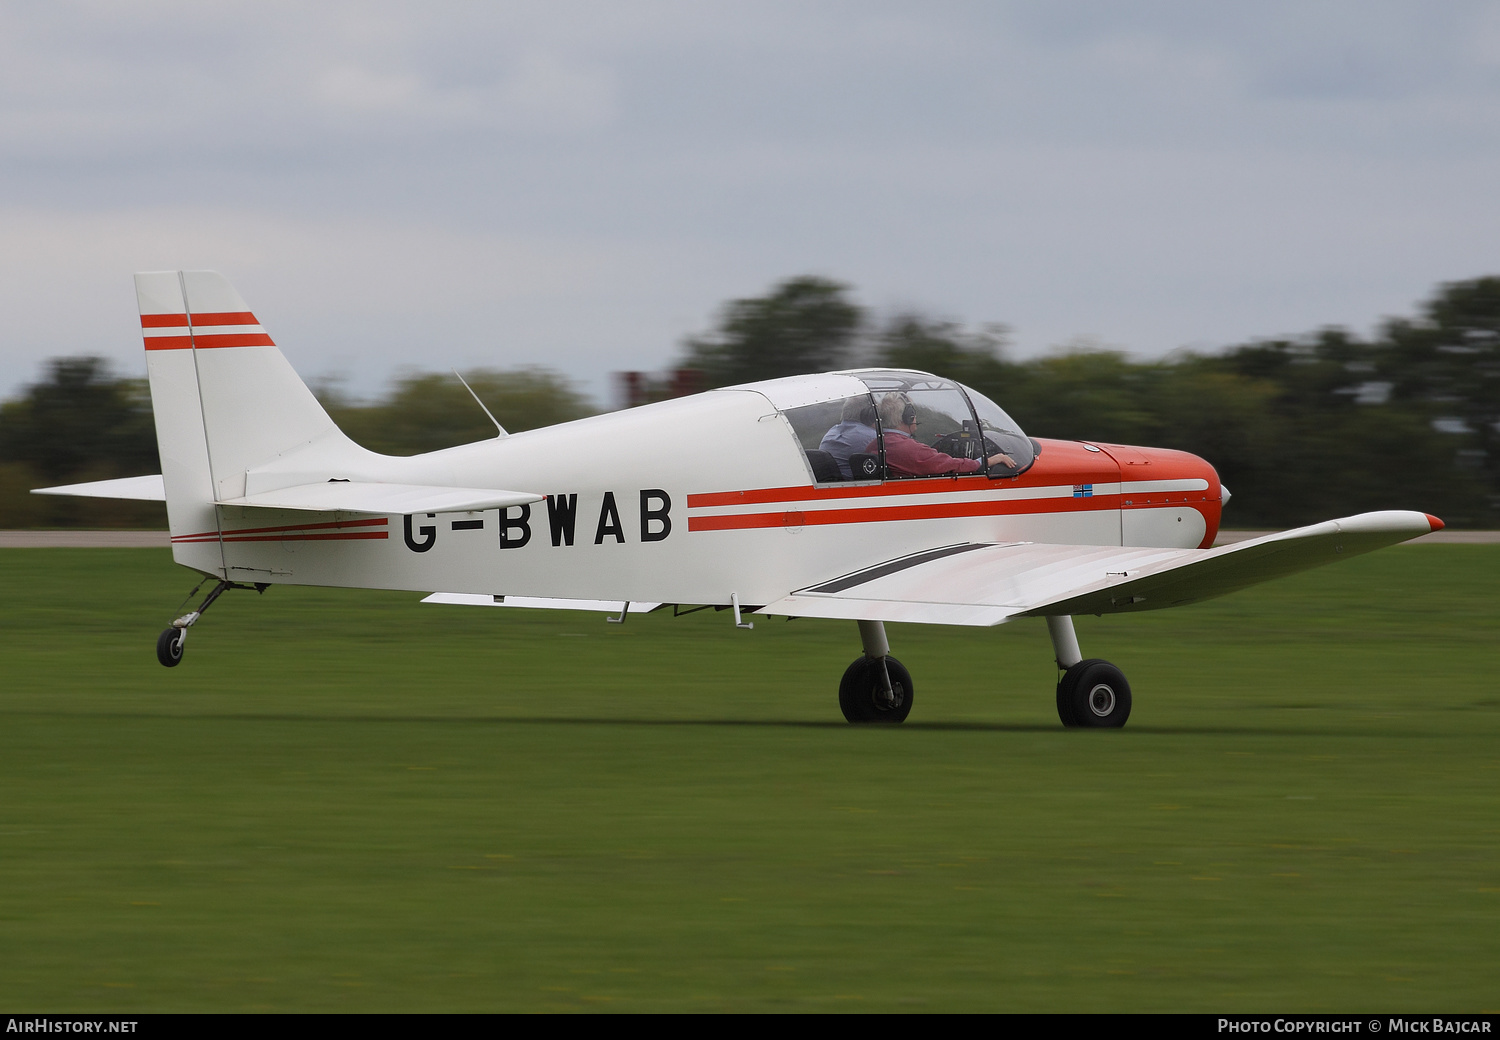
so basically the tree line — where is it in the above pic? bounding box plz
[2,275,1496,528]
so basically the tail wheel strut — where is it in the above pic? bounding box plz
[156,579,268,668]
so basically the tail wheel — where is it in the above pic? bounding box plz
[1056,659,1131,728]
[156,628,184,668]
[839,655,914,724]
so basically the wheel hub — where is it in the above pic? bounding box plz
[877,682,905,711]
[1087,683,1116,717]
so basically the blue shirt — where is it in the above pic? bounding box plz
[819,421,878,478]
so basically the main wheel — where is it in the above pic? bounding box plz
[156,627,184,668]
[839,655,913,724]
[1056,659,1131,728]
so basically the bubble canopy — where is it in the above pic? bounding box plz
[776,368,1036,483]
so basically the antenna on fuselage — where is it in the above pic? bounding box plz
[453,369,508,438]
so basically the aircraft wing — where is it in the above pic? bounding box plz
[34,475,541,515]
[761,510,1440,627]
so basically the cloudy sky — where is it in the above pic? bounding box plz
[3,1,1499,404]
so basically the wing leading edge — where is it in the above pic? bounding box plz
[761,510,1441,627]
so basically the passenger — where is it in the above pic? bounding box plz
[818,396,879,479]
[868,393,1016,477]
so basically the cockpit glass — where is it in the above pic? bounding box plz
[960,382,1035,472]
[873,388,988,479]
[783,394,880,483]
[780,371,1035,482]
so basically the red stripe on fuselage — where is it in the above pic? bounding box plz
[171,517,389,543]
[688,475,1001,508]
[173,531,389,544]
[221,531,388,543]
[688,492,1126,532]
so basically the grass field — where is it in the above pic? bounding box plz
[1,546,1497,1012]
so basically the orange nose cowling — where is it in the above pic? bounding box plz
[1097,444,1224,549]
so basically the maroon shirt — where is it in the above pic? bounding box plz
[867,431,982,477]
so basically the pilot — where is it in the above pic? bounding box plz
[818,396,879,479]
[869,393,1016,477]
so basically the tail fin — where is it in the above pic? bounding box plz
[137,270,344,575]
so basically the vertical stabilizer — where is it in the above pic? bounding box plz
[136,270,345,576]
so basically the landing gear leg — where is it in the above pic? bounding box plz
[1047,615,1131,728]
[838,620,913,723]
[156,579,267,668]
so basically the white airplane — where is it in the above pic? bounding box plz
[37,271,1444,727]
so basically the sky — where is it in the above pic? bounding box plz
[3,1,1499,406]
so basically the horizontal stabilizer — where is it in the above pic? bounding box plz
[33,474,166,501]
[423,593,662,614]
[763,510,1440,627]
[219,482,543,515]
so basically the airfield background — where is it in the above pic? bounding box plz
[1,272,1496,530]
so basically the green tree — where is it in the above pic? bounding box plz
[1379,276,1500,521]
[1197,323,1492,527]
[0,357,158,482]
[682,276,864,387]
[0,357,164,528]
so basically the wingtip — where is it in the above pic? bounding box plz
[1424,513,1445,532]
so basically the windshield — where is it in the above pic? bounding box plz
[959,382,1035,473]
[854,370,1035,477]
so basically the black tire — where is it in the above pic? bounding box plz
[156,627,184,668]
[1055,669,1081,727]
[1056,659,1131,728]
[838,655,913,724]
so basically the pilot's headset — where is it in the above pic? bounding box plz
[892,393,917,427]
[878,391,917,431]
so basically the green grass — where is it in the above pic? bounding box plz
[1,547,1498,1012]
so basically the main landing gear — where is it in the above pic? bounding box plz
[836,615,1131,727]
[156,578,267,667]
[1047,615,1131,728]
[838,620,913,723]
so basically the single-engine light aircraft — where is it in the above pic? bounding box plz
[37,271,1444,727]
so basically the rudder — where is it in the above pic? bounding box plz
[137,270,344,576]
